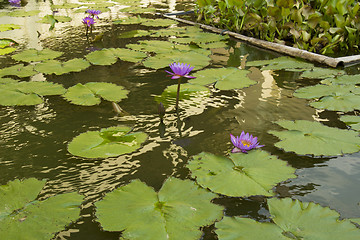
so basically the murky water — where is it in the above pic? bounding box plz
[1,0,360,239]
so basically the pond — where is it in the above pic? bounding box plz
[1,0,360,239]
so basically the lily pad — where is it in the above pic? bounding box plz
[12,48,63,62]
[187,150,296,197]
[321,74,360,85]
[340,115,360,131]
[150,27,188,37]
[109,48,147,63]
[67,126,147,158]
[8,10,40,17]
[155,83,210,107]
[0,48,16,55]
[95,177,224,239]
[37,15,72,24]
[34,58,90,75]
[118,30,152,38]
[143,50,211,70]
[0,39,17,48]
[293,84,354,99]
[246,56,314,71]
[119,6,156,14]
[301,67,345,79]
[171,32,228,45]
[0,64,37,78]
[268,120,360,156]
[215,198,360,240]
[309,94,360,112]
[0,24,21,32]
[85,49,118,66]
[63,82,128,106]
[141,18,178,27]
[0,178,83,240]
[189,67,256,90]
[113,16,149,25]
[0,81,66,106]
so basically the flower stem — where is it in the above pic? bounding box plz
[175,77,181,109]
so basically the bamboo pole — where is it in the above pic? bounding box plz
[162,14,360,68]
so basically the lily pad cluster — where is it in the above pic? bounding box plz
[0,178,83,240]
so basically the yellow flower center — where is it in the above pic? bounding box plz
[241,140,250,147]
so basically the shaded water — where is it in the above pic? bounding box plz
[1,0,360,239]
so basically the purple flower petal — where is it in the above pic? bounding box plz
[165,62,196,79]
[230,131,264,153]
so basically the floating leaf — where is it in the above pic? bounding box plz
[293,84,354,99]
[0,64,37,78]
[68,126,147,158]
[0,39,17,48]
[109,48,147,63]
[119,6,156,14]
[246,56,314,71]
[189,67,256,90]
[321,74,360,85]
[0,178,83,240]
[118,30,152,38]
[340,115,360,131]
[95,177,224,239]
[301,67,345,79]
[34,58,90,75]
[8,10,40,17]
[113,16,149,25]
[269,120,360,156]
[150,27,188,37]
[0,77,18,84]
[216,198,360,240]
[141,18,177,27]
[309,94,360,112]
[85,49,118,65]
[0,24,21,32]
[171,32,228,44]
[50,3,81,9]
[143,50,211,70]
[0,81,66,106]
[0,48,16,55]
[63,82,128,106]
[12,48,63,62]
[187,150,296,197]
[155,83,210,107]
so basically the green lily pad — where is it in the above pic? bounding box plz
[215,198,360,240]
[141,18,178,27]
[269,120,360,156]
[119,6,156,14]
[50,3,81,9]
[34,58,90,75]
[0,39,17,48]
[0,48,16,55]
[0,81,66,106]
[68,126,147,158]
[0,24,21,32]
[95,177,224,239]
[293,84,354,99]
[310,94,360,112]
[143,50,211,70]
[171,32,228,45]
[187,150,296,197]
[8,10,41,17]
[0,77,18,84]
[85,49,118,65]
[118,30,152,38]
[155,83,210,107]
[189,67,256,90]
[109,48,147,63]
[63,82,128,106]
[12,48,63,62]
[0,64,37,78]
[301,67,345,79]
[323,74,360,85]
[113,16,149,25]
[0,178,83,240]
[246,56,314,71]
[37,15,72,24]
[150,27,188,37]
[340,115,360,131]
[198,41,228,49]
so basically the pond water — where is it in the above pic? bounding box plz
[1,0,360,239]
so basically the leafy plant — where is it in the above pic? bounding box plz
[34,58,90,75]
[0,178,83,240]
[12,48,63,62]
[95,177,224,240]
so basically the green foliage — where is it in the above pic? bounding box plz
[0,24,20,32]
[187,150,296,197]
[34,58,90,75]
[340,115,360,131]
[0,178,83,240]
[269,120,360,156]
[12,48,63,62]
[63,82,128,106]
[195,0,360,54]
[0,64,37,78]
[67,126,147,158]
[95,177,224,240]
[215,198,360,240]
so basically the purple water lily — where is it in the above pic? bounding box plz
[8,0,21,7]
[86,9,101,19]
[230,132,264,153]
[165,62,196,80]
[82,16,95,27]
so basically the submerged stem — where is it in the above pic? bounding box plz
[175,77,181,109]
